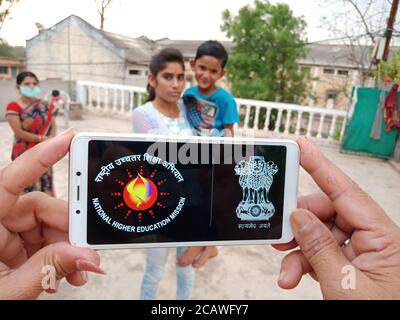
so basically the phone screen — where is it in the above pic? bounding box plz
[87,140,287,245]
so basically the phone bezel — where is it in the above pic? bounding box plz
[69,133,299,249]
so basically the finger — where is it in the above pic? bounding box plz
[19,227,43,257]
[272,206,350,251]
[0,241,105,300]
[0,129,74,221]
[44,279,61,294]
[342,240,357,261]
[0,228,27,268]
[192,246,218,268]
[272,240,297,251]
[176,247,202,267]
[348,227,399,256]
[42,228,68,246]
[297,137,389,231]
[273,212,347,253]
[65,271,89,287]
[4,192,68,234]
[290,208,359,299]
[273,194,335,252]
[331,225,350,246]
[0,261,10,273]
[278,249,313,289]
[3,192,68,256]
[297,193,335,221]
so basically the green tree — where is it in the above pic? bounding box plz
[377,49,400,83]
[221,0,310,103]
[0,38,24,57]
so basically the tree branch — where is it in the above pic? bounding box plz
[347,0,376,42]
[0,0,18,32]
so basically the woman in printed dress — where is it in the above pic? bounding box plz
[5,71,57,196]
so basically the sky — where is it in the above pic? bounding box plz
[0,0,338,47]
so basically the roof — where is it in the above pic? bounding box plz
[101,31,154,64]
[297,43,374,68]
[0,56,25,65]
[27,15,399,69]
[154,39,233,59]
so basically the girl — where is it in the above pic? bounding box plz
[5,71,57,195]
[132,48,217,300]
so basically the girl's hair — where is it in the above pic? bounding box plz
[146,48,185,102]
[16,71,39,85]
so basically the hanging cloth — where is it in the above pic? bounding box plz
[384,83,400,133]
[348,86,359,119]
[370,82,391,140]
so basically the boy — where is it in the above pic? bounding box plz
[50,89,69,128]
[183,40,239,137]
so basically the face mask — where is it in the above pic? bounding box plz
[20,85,41,98]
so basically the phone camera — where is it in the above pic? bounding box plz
[76,210,81,214]
[76,172,81,176]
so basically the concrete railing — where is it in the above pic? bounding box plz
[76,80,348,141]
[76,80,147,116]
[235,98,347,141]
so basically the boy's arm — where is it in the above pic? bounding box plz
[222,94,239,137]
[224,124,234,137]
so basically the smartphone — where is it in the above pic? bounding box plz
[69,133,299,249]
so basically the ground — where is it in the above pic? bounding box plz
[1,113,399,300]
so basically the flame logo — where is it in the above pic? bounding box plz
[123,174,158,211]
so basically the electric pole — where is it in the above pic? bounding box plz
[383,0,399,61]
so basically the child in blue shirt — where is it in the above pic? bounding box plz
[183,40,239,137]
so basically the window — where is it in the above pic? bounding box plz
[338,69,349,76]
[326,90,339,109]
[0,66,8,74]
[323,68,335,75]
[129,69,141,76]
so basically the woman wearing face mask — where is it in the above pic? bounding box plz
[5,71,57,195]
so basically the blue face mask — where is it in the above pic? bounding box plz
[20,85,41,98]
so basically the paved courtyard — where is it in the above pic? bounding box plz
[1,113,399,300]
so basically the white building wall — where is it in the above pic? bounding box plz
[26,18,127,84]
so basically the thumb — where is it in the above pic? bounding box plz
[290,209,353,298]
[0,242,105,299]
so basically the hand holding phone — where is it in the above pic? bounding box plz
[69,134,299,249]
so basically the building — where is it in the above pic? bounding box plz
[0,56,25,80]
[27,15,151,86]
[26,15,231,87]
[298,43,377,110]
[26,15,384,109]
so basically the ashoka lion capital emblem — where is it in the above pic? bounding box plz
[234,156,278,221]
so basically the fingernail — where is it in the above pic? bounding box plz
[290,209,313,232]
[57,127,74,136]
[79,271,89,282]
[75,259,106,275]
[296,136,309,145]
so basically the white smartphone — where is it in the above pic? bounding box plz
[69,133,299,249]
